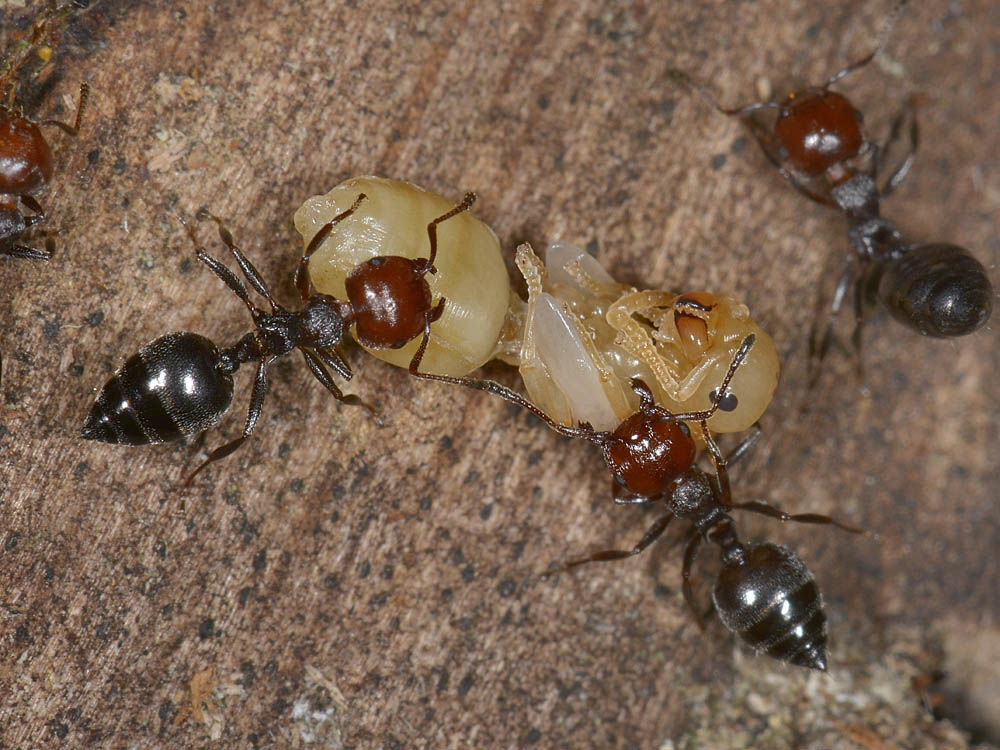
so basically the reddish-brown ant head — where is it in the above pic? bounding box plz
[344,255,436,349]
[0,112,54,196]
[775,90,863,175]
[602,411,697,497]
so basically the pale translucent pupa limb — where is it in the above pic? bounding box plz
[606,290,687,392]
[514,243,631,431]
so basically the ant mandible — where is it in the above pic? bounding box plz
[1,1,89,260]
[411,337,860,669]
[83,191,476,482]
[671,1,992,378]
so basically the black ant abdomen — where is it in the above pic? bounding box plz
[874,243,992,338]
[713,542,827,671]
[81,332,234,445]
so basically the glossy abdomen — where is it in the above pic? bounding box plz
[82,332,233,445]
[876,243,992,337]
[713,543,828,670]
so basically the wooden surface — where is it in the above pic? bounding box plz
[2,1,998,748]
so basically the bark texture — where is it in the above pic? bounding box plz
[1,1,998,748]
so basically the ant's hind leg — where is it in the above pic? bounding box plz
[731,500,863,534]
[301,349,381,425]
[681,531,708,630]
[808,255,856,386]
[541,513,676,578]
[184,360,269,487]
[4,244,52,260]
[879,96,919,196]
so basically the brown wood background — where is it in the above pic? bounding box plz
[1,1,998,748]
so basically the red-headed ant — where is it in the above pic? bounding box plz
[1,1,89,261]
[410,336,861,669]
[83,191,475,483]
[670,1,992,381]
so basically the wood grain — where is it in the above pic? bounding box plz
[1,1,997,747]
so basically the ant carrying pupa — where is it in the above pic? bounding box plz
[82,190,475,482]
[296,179,780,434]
[409,332,860,669]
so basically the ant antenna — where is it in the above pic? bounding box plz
[825,0,909,88]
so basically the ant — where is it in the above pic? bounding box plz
[670,1,992,379]
[1,1,90,260]
[294,189,477,371]
[83,191,476,482]
[410,336,860,669]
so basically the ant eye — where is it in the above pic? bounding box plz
[709,388,739,412]
[679,423,691,437]
[613,473,627,487]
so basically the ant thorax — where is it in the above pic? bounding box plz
[496,242,780,433]
[293,177,510,376]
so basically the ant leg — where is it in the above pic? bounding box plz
[405,298,446,375]
[879,97,919,196]
[680,531,707,630]
[180,216,261,317]
[197,209,280,311]
[41,82,89,136]
[700,420,735,510]
[808,255,856,385]
[15,196,52,256]
[851,266,869,381]
[20,194,45,220]
[541,512,675,578]
[611,479,655,505]
[184,359,271,486]
[300,349,380,423]
[703,424,762,508]
[312,345,353,381]
[295,194,368,301]
[726,424,761,467]
[422,192,476,270]
[5,244,51,260]
[732,500,863,533]
[195,248,259,316]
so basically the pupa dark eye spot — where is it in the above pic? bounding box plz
[709,388,739,412]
